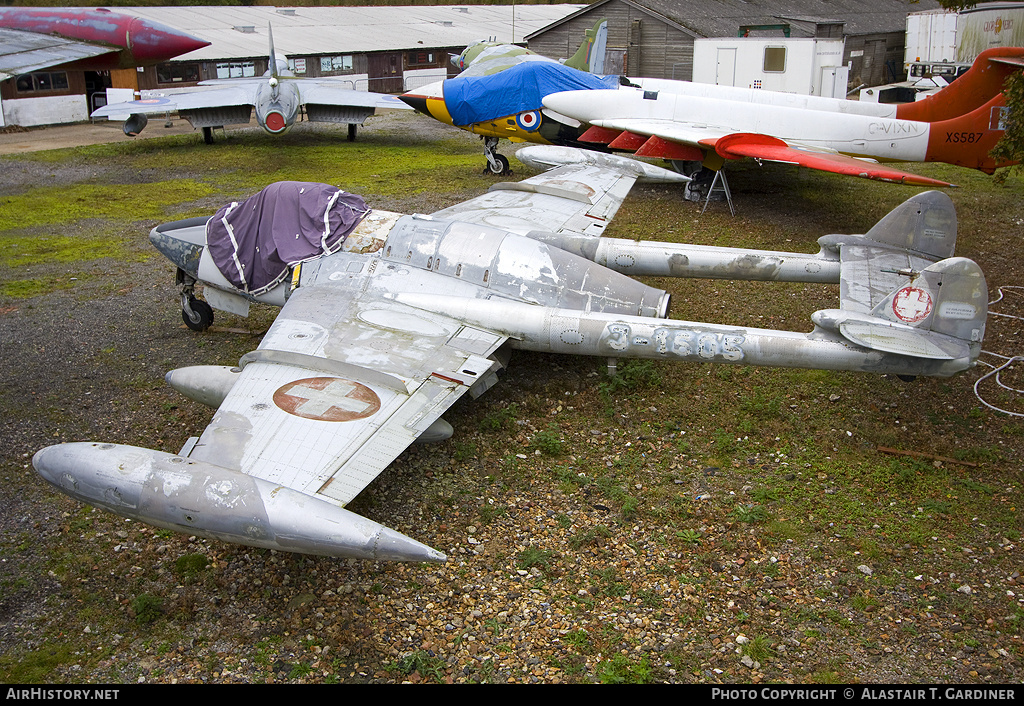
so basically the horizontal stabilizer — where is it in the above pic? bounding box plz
[992,56,1024,68]
[836,315,968,360]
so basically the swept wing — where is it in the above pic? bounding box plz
[0,27,115,78]
[572,114,953,187]
[90,86,257,120]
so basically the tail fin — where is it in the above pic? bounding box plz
[897,47,1024,123]
[862,190,957,259]
[564,19,608,74]
[268,23,287,78]
[818,190,957,261]
[836,257,987,361]
[924,93,1014,173]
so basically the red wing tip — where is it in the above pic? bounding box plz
[906,177,955,188]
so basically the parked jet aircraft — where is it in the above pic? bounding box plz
[401,20,613,173]
[404,44,1023,188]
[0,7,208,79]
[91,26,410,143]
[544,46,1024,190]
[0,6,207,79]
[33,146,987,562]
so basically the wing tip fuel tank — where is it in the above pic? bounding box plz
[32,442,446,563]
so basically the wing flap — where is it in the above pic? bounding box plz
[589,117,728,147]
[298,82,412,110]
[318,361,492,505]
[185,286,507,508]
[585,117,953,187]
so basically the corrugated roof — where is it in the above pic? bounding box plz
[118,5,585,60]
[636,0,944,37]
[530,0,944,39]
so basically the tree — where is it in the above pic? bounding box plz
[934,0,1023,173]
[991,71,1024,174]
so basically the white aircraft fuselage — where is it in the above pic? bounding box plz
[545,86,934,163]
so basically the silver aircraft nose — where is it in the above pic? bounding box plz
[31,444,68,485]
[148,217,210,278]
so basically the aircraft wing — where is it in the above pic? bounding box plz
[90,86,258,119]
[296,81,412,111]
[0,26,115,78]
[184,284,506,509]
[581,115,953,187]
[428,158,651,237]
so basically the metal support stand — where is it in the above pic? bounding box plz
[700,169,735,216]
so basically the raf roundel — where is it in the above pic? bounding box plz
[516,111,541,132]
[891,286,933,323]
[272,377,381,422]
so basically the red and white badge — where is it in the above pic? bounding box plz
[891,286,933,323]
[273,377,380,422]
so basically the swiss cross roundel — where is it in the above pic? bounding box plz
[272,377,381,422]
[891,286,933,323]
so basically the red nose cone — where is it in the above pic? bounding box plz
[264,111,288,133]
[127,17,209,63]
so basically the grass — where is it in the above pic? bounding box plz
[2,115,1023,685]
[0,181,217,232]
[596,654,654,684]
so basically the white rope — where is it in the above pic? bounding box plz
[974,286,1024,416]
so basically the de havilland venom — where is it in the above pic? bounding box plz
[402,44,1024,187]
[33,147,988,562]
[91,26,410,143]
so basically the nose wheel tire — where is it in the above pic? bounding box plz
[182,298,215,332]
[484,153,510,175]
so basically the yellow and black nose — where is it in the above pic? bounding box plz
[400,81,455,126]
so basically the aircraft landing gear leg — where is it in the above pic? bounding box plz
[178,274,214,332]
[482,137,511,175]
[348,123,357,142]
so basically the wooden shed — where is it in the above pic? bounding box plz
[525,0,944,89]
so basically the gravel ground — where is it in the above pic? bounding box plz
[0,113,1021,685]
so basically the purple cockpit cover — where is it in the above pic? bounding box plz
[206,181,369,295]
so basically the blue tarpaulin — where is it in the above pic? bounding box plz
[443,61,616,127]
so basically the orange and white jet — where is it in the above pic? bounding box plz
[542,47,1024,189]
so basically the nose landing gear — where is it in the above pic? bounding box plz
[482,137,512,175]
[178,271,214,332]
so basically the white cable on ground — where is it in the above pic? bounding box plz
[975,286,1024,416]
